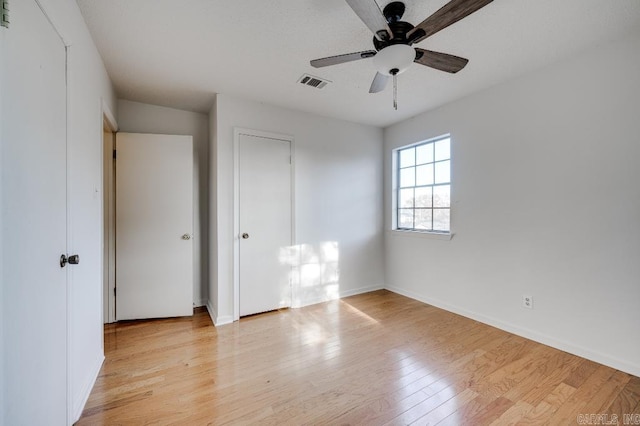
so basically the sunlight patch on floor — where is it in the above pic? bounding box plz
[340,300,380,325]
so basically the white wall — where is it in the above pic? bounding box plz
[1,0,117,422]
[117,100,209,305]
[384,29,640,376]
[209,94,385,324]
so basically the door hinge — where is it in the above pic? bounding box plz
[1,1,9,29]
[113,287,116,296]
[289,156,292,164]
[113,149,117,159]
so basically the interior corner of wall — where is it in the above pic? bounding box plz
[101,99,118,132]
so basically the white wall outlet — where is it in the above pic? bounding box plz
[522,295,533,309]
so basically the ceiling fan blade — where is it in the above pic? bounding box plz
[414,48,469,73]
[310,50,377,68]
[408,0,493,44]
[369,72,390,93]
[345,0,393,41]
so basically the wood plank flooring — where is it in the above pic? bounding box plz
[77,290,640,425]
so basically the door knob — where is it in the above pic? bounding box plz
[182,234,191,240]
[60,254,80,268]
[242,233,249,239]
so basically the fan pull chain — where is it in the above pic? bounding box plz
[393,73,398,110]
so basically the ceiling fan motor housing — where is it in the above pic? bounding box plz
[373,2,425,49]
[373,20,416,50]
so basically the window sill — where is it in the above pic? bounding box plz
[388,229,454,241]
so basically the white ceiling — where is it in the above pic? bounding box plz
[76,0,640,128]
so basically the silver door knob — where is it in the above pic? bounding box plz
[182,234,191,240]
[242,233,249,239]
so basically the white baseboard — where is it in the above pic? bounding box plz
[205,300,216,325]
[194,299,207,308]
[295,284,386,309]
[205,300,233,326]
[340,284,384,299]
[72,353,104,423]
[203,286,385,325]
[385,285,640,378]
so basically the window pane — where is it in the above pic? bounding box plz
[434,160,450,184]
[400,167,415,188]
[433,185,450,208]
[416,143,433,165]
[399,188,414,208]
[416,164,434,186]
[415,187,432,208]
[415,209,432,230]
[399,147,415,168]
[396,137,451,233]
[435,138,450,161]
[433,209,450,231]
[398,209,414,229]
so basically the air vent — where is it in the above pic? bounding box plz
[298,74,330,89]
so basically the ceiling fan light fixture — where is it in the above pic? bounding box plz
[372,44,415,76]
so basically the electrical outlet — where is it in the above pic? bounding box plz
[522,295,533,309]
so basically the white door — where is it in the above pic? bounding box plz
[1,0,69,423]
[115,133,193,320]
[238,132,292,316]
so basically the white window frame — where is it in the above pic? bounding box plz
[391,135,453,240]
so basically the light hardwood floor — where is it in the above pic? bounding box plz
[78,290,640,425]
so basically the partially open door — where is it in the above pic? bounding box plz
[115,132,194,320]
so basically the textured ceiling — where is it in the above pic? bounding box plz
[76,0,640,127]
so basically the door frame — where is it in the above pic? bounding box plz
[233,128,295,321]
[102,100,118,324]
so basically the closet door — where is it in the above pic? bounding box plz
[1,0,69,423]
[237,132,293,317]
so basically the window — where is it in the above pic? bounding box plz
[396,136,451,233]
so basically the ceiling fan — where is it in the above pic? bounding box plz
[310,0,493,109]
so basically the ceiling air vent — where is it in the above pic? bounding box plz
[298,74,330,89]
